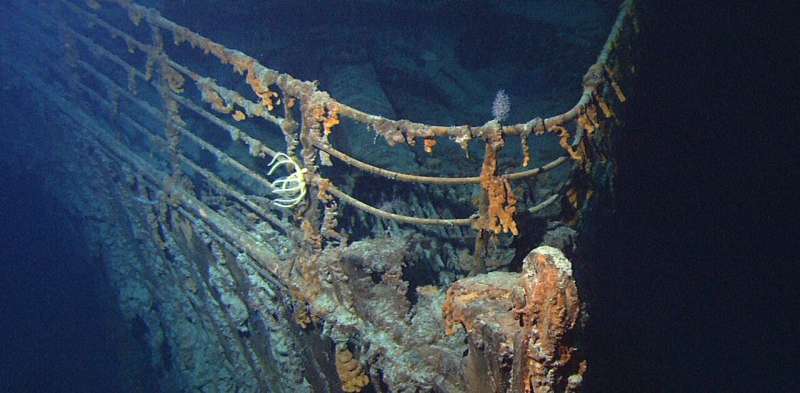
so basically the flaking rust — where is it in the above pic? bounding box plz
[444,246,586,393]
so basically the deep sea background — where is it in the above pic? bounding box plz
[0,72,145,391]
[0,161,124,392]
[0,1,796,392]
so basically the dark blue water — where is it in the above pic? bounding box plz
[0,167,124,392]
[585,2,797,392]
[0,67,132,390]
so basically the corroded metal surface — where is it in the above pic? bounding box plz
[5,0,639,390]
[444,247,586,393]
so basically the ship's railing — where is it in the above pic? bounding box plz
[26,0,632,265]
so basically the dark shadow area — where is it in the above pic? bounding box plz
[0,164,125,393]
[0,63,155,391]
[584,2,797,392]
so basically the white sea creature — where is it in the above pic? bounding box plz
[267,153,307,208]
[492,89,510,122]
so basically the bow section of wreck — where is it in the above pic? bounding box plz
[2,0,639,391]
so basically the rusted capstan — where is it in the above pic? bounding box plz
[444,246,586,393]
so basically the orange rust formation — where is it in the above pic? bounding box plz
[197,79,232,114]
[520,133,532,167]
[513,247,585,393]
[443,273,517,337]
[474,142,519,236]
[243,61,279,112]
[335,348,370,393]
[312,104,340,136]
[231,110,246,122]
[423,137,437,154]
[444,246,586,393]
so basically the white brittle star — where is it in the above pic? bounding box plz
[267,153,308,208]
